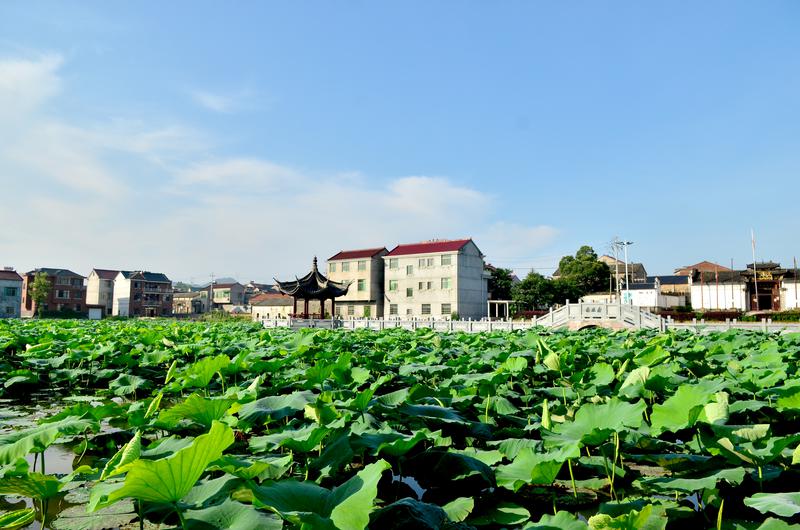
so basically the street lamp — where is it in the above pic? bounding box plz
[619,241,634,303]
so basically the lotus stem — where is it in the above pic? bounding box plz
[717,499,724,530]
[567,458,577,498]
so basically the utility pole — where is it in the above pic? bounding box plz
[751,229,758,311]
[209,272,215,312]
[795,256,798,309]
[619,241,634,304]
[612,237,621,302]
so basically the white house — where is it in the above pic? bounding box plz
[382,239,489,320]
[689,263,798,311]
[0,268,23,318]
[327,247,388,318]
[86,269,120,315]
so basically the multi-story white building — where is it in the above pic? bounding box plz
[383,239,489,320]
[327,248,388,318]
[112,271,173,317]
[86,269,120,315]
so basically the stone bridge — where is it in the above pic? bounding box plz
[532,302,666,331]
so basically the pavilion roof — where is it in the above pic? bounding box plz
[275,257,352,299]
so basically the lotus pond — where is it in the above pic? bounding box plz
[1,319,800,529]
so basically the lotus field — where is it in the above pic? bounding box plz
[1,321,800,529]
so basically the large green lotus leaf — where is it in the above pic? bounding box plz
[99,420,234,506]
[650,380,722,435]
[210,455,293,481]
[634,345,670,367]
[369,498,447,529]
[0,416,97,465]
[158,394,234,429]
[180,475,241,508]
[108,374,150,396]
[524,511,587,530]
[442,497,474,522]
[496,445,580,491]
[352,429,433,457]
[696,392,730,425]
[744,492,800,518]
[182,354,231,389]
[470,502,531,526]
[0,472,62,500]
[714,435,800,466]
[618,366,650,398]
[250,424,331,453]
[546,398,646,448]
[252,459,390,530]
[185,499,283,530]
[636,466,745,493]
[51,500,136,530]
[588,504,666,530]
[0,508,36,529]
[237,391,315,425]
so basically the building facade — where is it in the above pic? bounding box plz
[210,282,245,309]
[327,247,388,318]
[250,292,295,320]
[689,263,799,311]
[383,239,489,320]
[21,268,86,316]
[112,271,173,317]
[86,269,121,315]
[0,268,23,318]
[172,291,209,315]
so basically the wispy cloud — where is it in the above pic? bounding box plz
[1,52,558,282]
[189,88,256,113]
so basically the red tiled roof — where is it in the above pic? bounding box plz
[385,239,472,257]
[0,270,23,281]
[250,292,293,304]
[328,247,387,261]
[93,269,120,280]
[675,261,731,275]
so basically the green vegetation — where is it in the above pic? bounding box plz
[1,319,799,529]
[30,272,50,319]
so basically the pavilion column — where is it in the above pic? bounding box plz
[304,299,309,318]
[331,298,335,318]
[319,298,325,318]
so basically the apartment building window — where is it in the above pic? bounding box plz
[71,278,82,286]
[441,255,452,266]
[3,287,17,296]
[329,263,337,272]
[418,281,424,290]
[4,306,13,315]
[74,304,81,311]
[406,308,413,315]
[57,290,69,299]
[388,258,399,269]
[347,305,355,315]
[406,265,413,276]
[406,287,413,297]
[418,257,435,268]
[418,258,425,268]
[441,277,452,289]
[357,279,366,291]
[57,276,70,285]
[357,260,366,271]
[74,291,82,299]
[442,303,452,315]
[421,304,431,315]
[389,280,398,291]
[133,282,141,288]
[342,262,350,272]
[427,281,432,290]
[389,304,398,315]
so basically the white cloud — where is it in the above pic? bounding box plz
[190,88,255,113]
[1,52,560,282]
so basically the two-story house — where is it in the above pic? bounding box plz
[383,239,488,320]
[0,268,23,318]
[21,268,86,316]
[210,282,245,310]
[326,248,388,318]
[86,269,122,315]
[112,271,173,317]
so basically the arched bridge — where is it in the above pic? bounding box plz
[533,302,666,331]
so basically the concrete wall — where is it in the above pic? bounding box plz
[112,275,131,316]
[690,281,748,311]
[456,241,489,319]
[251,303,294,320]
[782,280,800,310]
[0,279,22,318]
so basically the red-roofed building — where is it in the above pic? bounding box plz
[383,239,489,319]
[250,292,295,320]
[327,247,389,317]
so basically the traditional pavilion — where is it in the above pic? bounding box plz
[275,257,352,318]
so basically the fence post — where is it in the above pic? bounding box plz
[726,318,731,330]
[762,318,768,332]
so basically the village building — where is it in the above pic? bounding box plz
[598,255,648,287]
[689,262,799,311]
[675,260,732,277]
[243,281,276,304]
[582,276,687,311]
[86,269,122,315]
[0,268,23,318]
[21,268,86,317]
[383,239,489,320]
[210,282,245,310]
[112,271,173,317]
[327,247,388,318]
[250,292,295,321]
[172,291,209,315]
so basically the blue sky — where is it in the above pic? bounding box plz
[1,2,799,283]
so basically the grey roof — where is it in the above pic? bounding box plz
[173,291,206,299]
[119,271,171,282]
[28,268,85,278]
[647,275,689,285]
[628,282,657,290]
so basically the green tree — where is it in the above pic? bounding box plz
[30,272,51,318]
[488,267,514,300]
[512,271,554,310]
[556,246,610,295]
